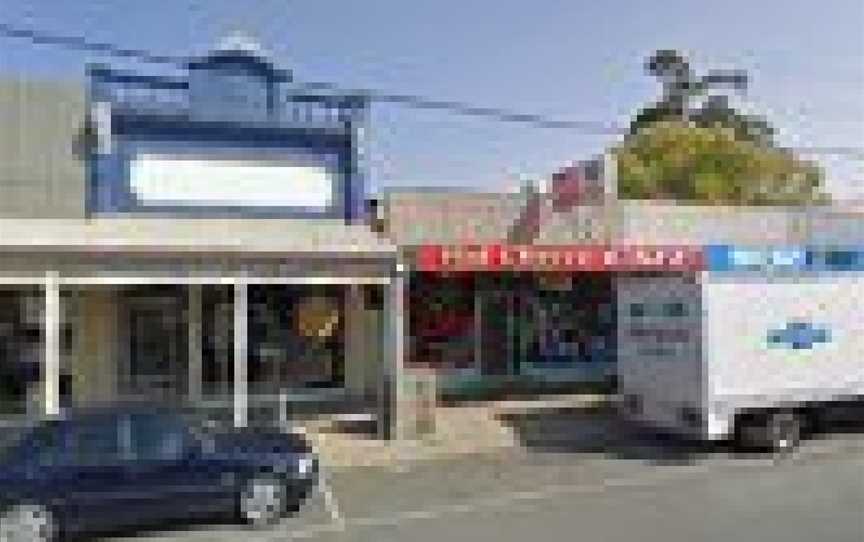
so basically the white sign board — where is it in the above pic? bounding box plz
[129,154,335,208]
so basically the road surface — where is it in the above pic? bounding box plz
[110,409,864,542]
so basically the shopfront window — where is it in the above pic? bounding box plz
[409,273,477,373]
[517,274,616,375]
[0,289,37,414]
[248,285,344,393]
[201,284,346,396]
[0,288,76,414]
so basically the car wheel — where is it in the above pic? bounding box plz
[0,503,56,542]
[238,476,288,528]
[766,411,802,454]
[737,410,802,454]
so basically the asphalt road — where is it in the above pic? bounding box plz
[110,410,864,542]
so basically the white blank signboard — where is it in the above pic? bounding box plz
[130,154,335,208]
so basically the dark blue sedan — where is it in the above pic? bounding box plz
[0,407,319,541]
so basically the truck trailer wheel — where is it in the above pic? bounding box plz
[736,410,802,455]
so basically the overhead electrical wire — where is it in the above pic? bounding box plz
[0,21,862,154]
[0,21,620,135]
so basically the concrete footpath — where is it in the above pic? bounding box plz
[299,394,609,470]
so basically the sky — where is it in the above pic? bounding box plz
[1,0,862,199]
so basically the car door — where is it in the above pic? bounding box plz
[11,421,78,527]
[58,416,141,534]
[123,413,230,522]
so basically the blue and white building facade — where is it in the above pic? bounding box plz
[87,44,366,219]
[0,43,406,436]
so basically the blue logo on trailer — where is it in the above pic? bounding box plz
[767,322,832,350]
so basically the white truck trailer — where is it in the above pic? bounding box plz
[616,249,864,452]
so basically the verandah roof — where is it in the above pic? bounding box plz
[0,218,396,256]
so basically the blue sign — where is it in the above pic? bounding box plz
[707,245,864,272]
[767,321,832,350]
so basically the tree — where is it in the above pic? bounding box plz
[614,121,828,205]
[630,50,757,137]
[616,50,828,205]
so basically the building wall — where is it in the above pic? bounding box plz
[804,205,864,245]
[533,201,816,246]
[0,79,87,218]
[380,190,528,245]
[73,288,119,406]
[379,190,850,248]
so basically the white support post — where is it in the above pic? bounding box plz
[381,270,407,440]
[43,272,61,417]
[187,284,203,404]
[233,279,248,428]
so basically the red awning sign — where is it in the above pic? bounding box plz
[415,244,704,272]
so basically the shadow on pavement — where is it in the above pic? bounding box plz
[497,402,864,465]
[497,406,717,465]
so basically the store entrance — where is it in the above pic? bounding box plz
[123,286,187,402]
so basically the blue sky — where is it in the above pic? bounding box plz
[1,0,862,199]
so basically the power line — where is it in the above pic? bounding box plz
[0,20,862,152]
[0,22,188,67]
[296,79,620,133]
[0,21,620,135]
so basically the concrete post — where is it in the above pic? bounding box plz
[344,284,369,399]
[187,284,203,404]
[380,269,407,440]
[233,280,248,428]
[43,272,61,417]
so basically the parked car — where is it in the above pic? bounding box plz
[0,406,318,541]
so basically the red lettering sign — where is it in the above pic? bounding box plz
[414,244,703,272]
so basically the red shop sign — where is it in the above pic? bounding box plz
[415,244,704,272]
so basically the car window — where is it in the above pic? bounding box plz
[0,422,65,465]
[69,419,122,465]
[29,423,68,465]
[129,414,189,462]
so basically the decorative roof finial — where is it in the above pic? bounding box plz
[214,31,266,57]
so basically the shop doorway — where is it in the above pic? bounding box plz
[122,286,187,402]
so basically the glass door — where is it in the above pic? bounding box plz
[126,289,186,401]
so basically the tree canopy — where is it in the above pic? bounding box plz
[615,50,828,205]
[614,120,828,205]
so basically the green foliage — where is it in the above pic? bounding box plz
[614,121,828,205]
[630,100,774,147]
